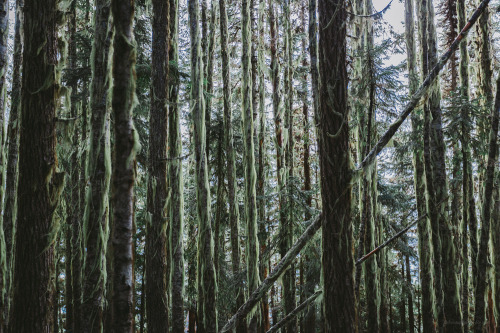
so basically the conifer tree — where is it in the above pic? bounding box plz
[169,0,185,329]
[317,0,356,330]
[110,0,138,330]
[188,0,218,329]
[9,0,65,330]
[146,0,170,329]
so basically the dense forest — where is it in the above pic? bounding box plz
[0,0,499,331]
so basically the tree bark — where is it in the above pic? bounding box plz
[9,0,65,330]
[146,0,170,330]
[473,75,500,333]
[82,1,112,331]
[317,0,355,330]
[110,0,138,330]
[189,0,218,329]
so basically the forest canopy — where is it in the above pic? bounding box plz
[0,0,499,332]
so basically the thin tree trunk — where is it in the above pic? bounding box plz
[110,0,137,330]
[400,258,406,333]
[491,176,500,331]
[0,0,8,329]
[317,0,355,330]
[3,0,22,330]
[81,1,112,331]
[169,0,184,330]
[146,0,170,330]
[379,217,390,333]
[282,0,295,329]
[189,0,218,329]
[9,0,65,330]
[219,0,245,329]
[406,255,415,333]
[242,0,260,329]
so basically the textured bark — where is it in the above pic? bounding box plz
[8,0,65,330]
[457,0,474,325]
[189,0,218,329]
[420,0,463,329]
[317,0,355,330]
[146,0,170,330]
[257,0,268,329]
[169,0,184,330]
[405,0,436,330]
[81,1,112,332]
[3,0,22,328]
[491,177,500,331]
[242,0,260,329]
[219,0,245,329]
[473,75,500,333]
[379,217,390,333]
[0,0,8,328]
[400,259,407,332]
[110,0,137,330]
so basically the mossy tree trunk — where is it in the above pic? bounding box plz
[282,0,295,330]
[219,0,245,329]
[405,0,436,331]
[110,0,138,330]
[9,0,65,330]
[242,0,260,329]
[0,0,8,329]
[317,0,356,330]
[3,0,23,328]
[473,75,500,333]
[81,1,112,332]
[146,0,170,330]
[169,0,185,330]
[188,0,218,330]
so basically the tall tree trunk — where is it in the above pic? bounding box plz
[146,0,170,330]
[169,0,184,330]
[3,0,23,328]
[257,0,268,328]
[406,255,415,333]
[9,0,65,330]
[491,176,500,331]
[66,2,79,331]
[473,75,500,333]
[317,0,355,331]
[379,217,390,333]
[457,0,474,327]
[425,0,462,329]
[400,259,407,333]
[282,0,295,330]
[188,0,218,329]
[110,0,137,330]
[242,0,260,329]
[219,0,245,329]
[81,1,112,332]
[406,0,436,331]
[0,0,8,325]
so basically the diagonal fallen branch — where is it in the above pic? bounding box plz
[266,290,322,333]
[219,215,322,333]
[219,1,489,330]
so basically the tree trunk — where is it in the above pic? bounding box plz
[110,0,138,330]
[188,0,218,329]
[9,0,65,330]
[400,259,406,333]
[317,0,355,331]
[146,0,170,330]
[473,75,500,333]
[242,0,260,329]
[3,0,23,328]
[81,1,112,332]
[406,255,415,333]
[169,0,184,330]
[219,0,245,329]
[405,0,436,331]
